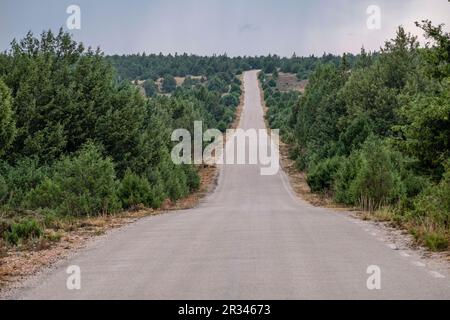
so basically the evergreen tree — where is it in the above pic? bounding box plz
[143,79,157,97]
[162,74,177,93]
[0,79,15,156]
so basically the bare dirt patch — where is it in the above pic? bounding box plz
[0,211,143,289]
[276,72,308,93]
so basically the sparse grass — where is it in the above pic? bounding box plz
[424,232,449,251]
[45,230,63,242]
[408,223,449,252]
[371,207,398,222]
[4,218,43,246]
[359,207,450,251]
[94,229,105,236]
[0,239,6,259]
[31,237,52,251]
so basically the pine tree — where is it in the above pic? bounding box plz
[0,79,15,156]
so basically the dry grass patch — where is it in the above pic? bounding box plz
[276,72,308,93]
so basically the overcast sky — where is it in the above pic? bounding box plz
[1,0,449,57]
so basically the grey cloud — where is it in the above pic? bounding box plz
[238,23,260,34]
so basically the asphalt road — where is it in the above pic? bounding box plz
[14,70,450,299]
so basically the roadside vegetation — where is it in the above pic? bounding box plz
[1,29,337,251]
[0,30,244,249]
[261,21,450,251]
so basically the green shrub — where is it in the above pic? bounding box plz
[207,76,228,93]
[24,177,61,210]
[164,164,189,202]
[0,158,49,208]
[25,143,120,216]
[334,153,360,205]
[183,165,201,192]
[267,79,277,87]
[143,79,157,97]
[118,170,153,208]
[288,145,301,161]
[333,137,421,211]
[342,137,409,211]
[294,155,307,172]
[0,79,16,157]
[307,156,341,193]
[413,160,450,227]
[41,208,63,229]
[162,75,177,93]
[424,232,448,251]
[0,175,7,205]
[0,218,11,238]
[45,230,63,242]
[349,138,396,210]
[221,94,239,108]
[223,108,236,126]
[438,160,450,211]
[149,149,190,203]
[230,83,241,95]
[396,169,430,210]
[145,169,166,208]
[217,120,227,132]
[4,218,43,246]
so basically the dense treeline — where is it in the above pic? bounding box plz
[0,30,241,245]
[262,72,300,138]
[107,52,354,82]
[261,21,450,250]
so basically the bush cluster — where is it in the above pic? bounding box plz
[262,21,450,250]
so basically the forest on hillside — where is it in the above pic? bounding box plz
[261,21,450,251]
[107,52,354,82]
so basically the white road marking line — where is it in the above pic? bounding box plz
[399,251,410,258]
[387,244,398,250]
[429,271,445,279]
[411,261,426,267]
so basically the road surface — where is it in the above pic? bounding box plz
[14,70,450,299]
